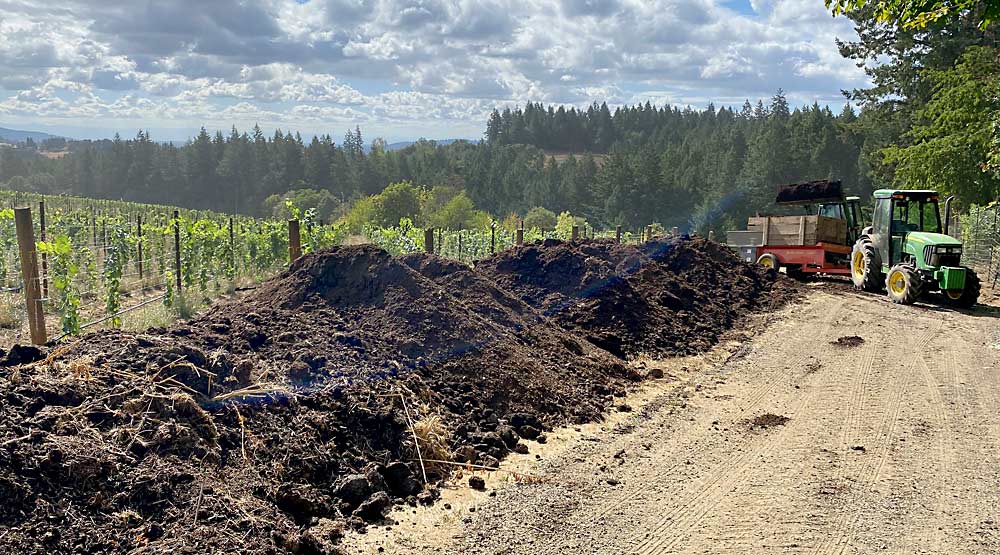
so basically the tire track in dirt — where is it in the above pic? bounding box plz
[934,325,1000,553]
[816,320,941,555]
[631,390,816,555]
[574,299,848,541]
[735,298,846,414]
[808,296,884,555]
[630,299,848,555]
[915,333,952,554]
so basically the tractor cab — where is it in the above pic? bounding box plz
[818,195,863,246]
[867,190,958,267]
[851,189,979,307]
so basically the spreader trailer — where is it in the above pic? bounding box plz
[727,179,864,279]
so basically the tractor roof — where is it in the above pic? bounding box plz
[873,189,940,199]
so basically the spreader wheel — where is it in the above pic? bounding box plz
[756,253,779,272]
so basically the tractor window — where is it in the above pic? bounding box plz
[872,198,889,231]
[921,202,942,233]
[818,203,845,220]
[892,201,914,233]
[893,199,942,233]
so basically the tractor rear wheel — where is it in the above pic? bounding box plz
[756,253,779,272]
[851,239,883,292]
[942,269,981,309]
[885,264,923,305]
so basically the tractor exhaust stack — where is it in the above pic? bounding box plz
[944,196,954,236]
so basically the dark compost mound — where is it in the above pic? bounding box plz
[0,245,634,555]
[0,239,792,554]
[476,237,793,358]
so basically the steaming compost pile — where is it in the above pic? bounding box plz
[0,239,792,555]
[478,237,790,358]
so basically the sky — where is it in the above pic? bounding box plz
[0,0,867,143]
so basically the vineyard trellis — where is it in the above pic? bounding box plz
[0,190,349,343]
[363,218,644,262]
[0,190,666,345]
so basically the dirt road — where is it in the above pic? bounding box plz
[348,286,1000,555]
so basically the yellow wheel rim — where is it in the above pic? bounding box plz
[852,251,865,277]
[945,289,963,300]
[760,257,775,269]
[888,270,907,295]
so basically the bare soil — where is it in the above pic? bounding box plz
[0,238,790,555]
[350,287,1000,555]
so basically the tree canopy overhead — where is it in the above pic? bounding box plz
[827,0,999,29]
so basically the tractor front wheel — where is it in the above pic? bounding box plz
[851,239,883,293]
[942,269,981,309]
[885,264,923,305]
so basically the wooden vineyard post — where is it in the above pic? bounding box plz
[136,215,144,280]
[516,220,524,246]
[288,219,302,262]
[616,225,622,244]
[424,227,435,254]
[490,222,496,254]
[173,210,182,292]
[572,225,579,241]
[38,201,48,298]
[15,208,46,345]
[458,231,463,262]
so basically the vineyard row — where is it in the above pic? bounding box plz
[0,190,670,345]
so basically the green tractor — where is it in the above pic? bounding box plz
[851,189,980,307]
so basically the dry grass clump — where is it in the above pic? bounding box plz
[412,411,451,473]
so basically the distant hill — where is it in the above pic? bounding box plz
[0,126,63,143]
[383,138,468,151]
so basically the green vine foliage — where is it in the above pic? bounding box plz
[37,235,81,335]
[364,218,425,255]
[103,227,134,327]
[163,271,175,308]
[1,191,616,336]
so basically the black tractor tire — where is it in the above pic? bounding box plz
[885,264,924,305]
[756,253,779,272]
[851,238,883,293]
[942,269,981,309]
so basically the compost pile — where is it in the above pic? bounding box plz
[0,239,792,555]
[478,237,790,358]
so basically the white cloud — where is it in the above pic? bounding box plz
[0,0,867,140]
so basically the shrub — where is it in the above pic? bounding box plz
[524,207,557,231]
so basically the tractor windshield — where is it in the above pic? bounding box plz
[892,198,941,234]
